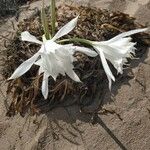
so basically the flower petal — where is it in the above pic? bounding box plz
[52,16,79,41]
[47,53,62,80]
[96,48,115,89]
[8,52,40,80]
[40,52,61,80]
[39,66,44,75]
[21,31,43,44]
[66,69,81,82]
[42,73,49,99]
[72,46,98,57]
[108,28,148,42]
[34,59,42,66]
[93,36,136,75]
[35,59,45,75]
[44,40,62,53]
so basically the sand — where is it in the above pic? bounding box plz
[0,0,150,149]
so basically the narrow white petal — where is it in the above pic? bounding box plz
[108,28,148,42]
[35,58,47,75]
[42,73,49,99]
[52,16,79,41]
[72,46,98,57]
[34,59,42,66]
[21,31,43,44]
[39,67,44,75]
[108,76,112,90]
[66,69,81,82]
[97,49,115,89]
[8,52,39,80]
[99,50,115,81]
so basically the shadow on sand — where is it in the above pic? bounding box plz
[36,45,149,150]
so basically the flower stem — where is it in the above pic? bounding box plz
[41,0,50,40]
[58,38,92,46]
[51,0,56,37]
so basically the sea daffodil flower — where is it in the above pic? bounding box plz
[8,16,97,99]
[90,28,148,89]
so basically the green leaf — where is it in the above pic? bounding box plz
[41,2,50,40]
[50,0,56,37]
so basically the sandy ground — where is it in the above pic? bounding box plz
[0,0,150,150]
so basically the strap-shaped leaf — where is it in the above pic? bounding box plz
[41,1,50,40]
[50,0,56,37]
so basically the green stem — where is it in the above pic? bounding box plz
[58,38,93,46]
[41,0,50,40]
[51,0,56,37]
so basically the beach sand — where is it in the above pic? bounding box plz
[0,0,150,149]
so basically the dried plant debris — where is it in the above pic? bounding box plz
[1,5,150,117]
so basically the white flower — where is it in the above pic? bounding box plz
[8,16,97,99]
[91,28,148,89]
